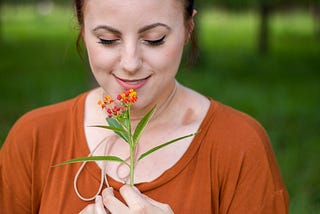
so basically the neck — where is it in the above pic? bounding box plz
[130,81,179,125]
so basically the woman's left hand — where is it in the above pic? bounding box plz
[102,185,174,214]
[79,195,109,214]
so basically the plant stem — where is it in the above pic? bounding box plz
[127,104,135,186]
[129,145,135,186]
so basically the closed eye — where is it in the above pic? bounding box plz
[98,38,120,45]
[144,35,166,46]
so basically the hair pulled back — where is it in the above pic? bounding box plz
[74,0,198,65]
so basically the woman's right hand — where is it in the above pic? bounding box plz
[79,186,174,214]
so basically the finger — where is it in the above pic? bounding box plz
[79,204,95,214]
[142,194,174,213]
[102,187,129,213]
[95,196,107,214]
[119,185,146,211]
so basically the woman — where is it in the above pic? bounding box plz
[0,0,289,213]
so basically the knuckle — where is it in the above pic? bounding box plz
[130,203,147,214]
[162,204,173,213]
[102,194,113,206]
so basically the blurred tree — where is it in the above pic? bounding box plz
[0,0,2,42]
[311,0,320,39]
[210,0,317,54]
[211,0,273,55]
[257,0,274,55]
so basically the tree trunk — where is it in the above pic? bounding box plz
[258,4,272,55]
[0,0,2,42]
[311,2,320,40]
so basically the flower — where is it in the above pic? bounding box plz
[117,89,137,104]
[99,89,137,118]
[55,88,197,187]
[98,95,114,110]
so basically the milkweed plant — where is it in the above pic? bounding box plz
[55,89,197,186]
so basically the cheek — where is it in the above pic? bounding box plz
[86,42,117,73]
[148,42,184,74]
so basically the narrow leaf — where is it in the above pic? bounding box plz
[106,117,129,142]
[133,105,156,146]
[137,132,198,161]
[53,156,129,167]
[90,125,127,134]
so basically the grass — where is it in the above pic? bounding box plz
[1,5,320,213]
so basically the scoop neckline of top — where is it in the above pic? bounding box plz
[76,91,217,192]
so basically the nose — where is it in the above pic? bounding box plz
[120,42,142,73]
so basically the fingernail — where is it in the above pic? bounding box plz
[95,195,102,203]
[102,187,114,197]
[133,186,141,194]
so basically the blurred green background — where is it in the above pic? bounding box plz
[0,0,319,213]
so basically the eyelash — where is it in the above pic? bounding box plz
[144,35,166,46]
[98,35,166,46]
[98,39,119,45]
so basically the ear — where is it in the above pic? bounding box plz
[80,27,86,45]
[189,9,197,31]
[185,9,197,44]
[192,9,197,18]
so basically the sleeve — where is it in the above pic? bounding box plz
[0,117,34,213]
[215,111,289,214]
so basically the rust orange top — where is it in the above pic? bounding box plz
[1,92,289,213]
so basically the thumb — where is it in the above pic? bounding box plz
[95,196,107,214]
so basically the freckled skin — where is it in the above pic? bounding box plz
[182,108,195,125]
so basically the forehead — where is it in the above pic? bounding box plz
[83,0,184,27]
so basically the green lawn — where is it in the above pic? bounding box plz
[1,5,319,213]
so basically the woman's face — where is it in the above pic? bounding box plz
[82,0,191,109]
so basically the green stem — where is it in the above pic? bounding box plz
[127,104,135,186]
[129,145,135,186]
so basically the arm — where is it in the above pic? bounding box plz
[0,119,33,213]
[215,114,289,213]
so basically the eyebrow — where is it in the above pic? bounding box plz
[93,25,121,35]
[92,23,171,35]
[138,23,171,33]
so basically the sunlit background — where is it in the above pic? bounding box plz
[0,0,319,213]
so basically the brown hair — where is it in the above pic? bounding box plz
[74,0,198,65]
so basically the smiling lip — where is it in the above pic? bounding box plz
[114,75,151,90]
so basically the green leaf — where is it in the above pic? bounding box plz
[106,117,129,143]
[133,105,156,146]
[53,156,129,167]
[90,125,126,134]
[137,132,198,161]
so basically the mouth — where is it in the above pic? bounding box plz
[114,75,151,90]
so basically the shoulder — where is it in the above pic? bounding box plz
[205,101,289,211]
[11,92,87,131]
[3,92,88,150]
[200,100,280,175]
[1,91,88,165]
[205,100,285,184]
[206,101,270,150]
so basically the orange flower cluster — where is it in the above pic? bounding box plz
[117,89,138,104]
[98,89,137,118]
[98,95,114,109]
